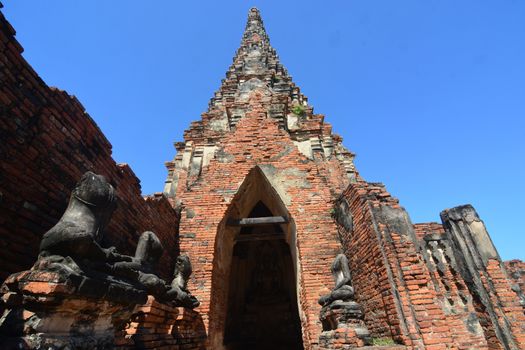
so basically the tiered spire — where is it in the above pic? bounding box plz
[207,7,296,111]
[241,8,270,48]
[164,8,357,198]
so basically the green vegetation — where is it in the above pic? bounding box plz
[371,337,396,346]
[291,104,306,117]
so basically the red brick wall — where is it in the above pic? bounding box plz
[0,10,179,280]
[415,223,489,348]
[505,259,525,309]
[4,6,524,350]
[335,183,402,342]
[337,183,492,349]
[414,222,445,240]
[483,259,525,348]
[176,92,345,349]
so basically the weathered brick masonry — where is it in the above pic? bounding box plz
[0,8,179,280]
[441,206,525,349]
[414,223,488,348]
[335,183,488,349]
[162,8,361,349]
[161,8,525,350]
[506,260,525,309]
[1,5,525,350]
[174,94,344,348]
[116,296,206,350]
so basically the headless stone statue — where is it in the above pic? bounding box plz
[317,253,371,345]
[165,255,200,309]
[318,254,355,307]
[28,171,200,308]
[1,171,151,316]
[114,234,199,308]
[112,231,167,297]
[0,172,200,348]
[37,171,133,277]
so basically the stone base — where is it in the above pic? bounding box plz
[318,301,371,348]
[116,296,206,350]
[0,269,147,349]
[318,328,369,349]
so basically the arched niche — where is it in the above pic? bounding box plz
[208,166,304,350]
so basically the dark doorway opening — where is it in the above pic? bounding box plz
[223,201,304,350]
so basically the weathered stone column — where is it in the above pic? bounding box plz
[441,204,525,350]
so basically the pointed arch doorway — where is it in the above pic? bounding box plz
[208,166,304,350]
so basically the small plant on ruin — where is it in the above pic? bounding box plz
[371,338,396,346]
[292,104,306,117]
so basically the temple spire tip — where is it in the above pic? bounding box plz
[243,6,267,43]
[246,7,263,24]
[249,7,261,15]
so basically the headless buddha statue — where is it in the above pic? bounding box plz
[318,254,355,307]
[36,171,199,308]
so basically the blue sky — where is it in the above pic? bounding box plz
[3,1,524,260]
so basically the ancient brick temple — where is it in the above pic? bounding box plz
[1,6,524,350]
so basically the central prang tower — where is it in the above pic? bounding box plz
[163,8,357,201]
[163,8,358,349]
[163,8,525,350]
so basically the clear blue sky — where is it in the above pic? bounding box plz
[3,1,524,261]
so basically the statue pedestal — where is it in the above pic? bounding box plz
[0,269,147,349]
[116,296,206,349]
[318,301,371,349]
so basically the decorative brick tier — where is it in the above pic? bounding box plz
[163,8,357,204]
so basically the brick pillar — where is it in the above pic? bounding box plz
[441,205,525,349]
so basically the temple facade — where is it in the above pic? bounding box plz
[1,6,524,350]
